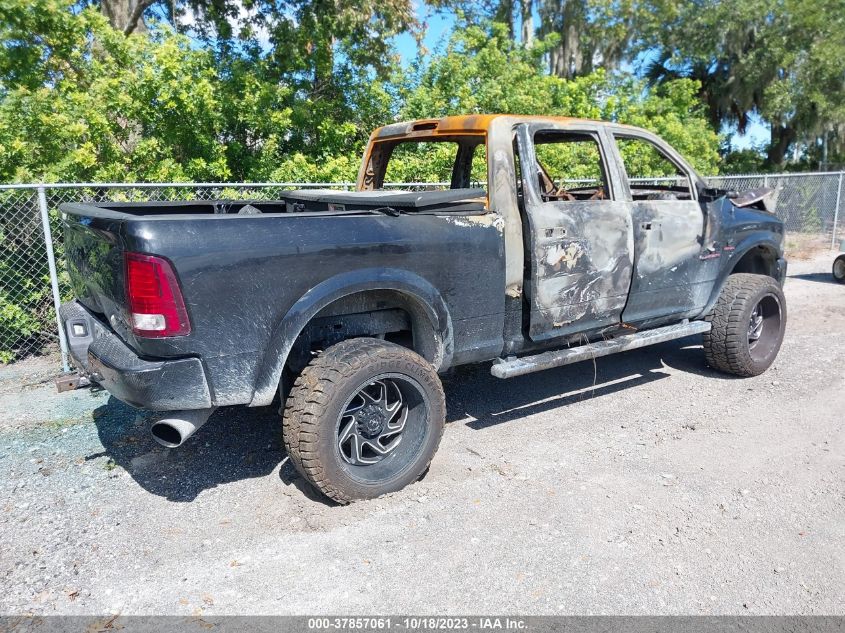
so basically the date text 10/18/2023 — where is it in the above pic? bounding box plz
[307,617,528,631]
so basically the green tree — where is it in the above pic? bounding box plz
[431,0,666,80]
[0,3,236,182]
[401,23,721,174]
[537,0,665,80]
[644,0,845,168]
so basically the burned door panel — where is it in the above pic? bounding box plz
[530,202,633,338]
[516,124,634,342]
[622,200,713,324]
[609,132,717,325]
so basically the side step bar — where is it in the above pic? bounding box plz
[491,320,711,379]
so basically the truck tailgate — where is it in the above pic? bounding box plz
[63,212,129,338]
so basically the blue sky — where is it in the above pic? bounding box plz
[393,9,455,65]
[725,117,769,151]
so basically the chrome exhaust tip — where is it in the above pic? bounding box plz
[150,407,216,448]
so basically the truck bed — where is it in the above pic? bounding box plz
[59,190,505,408]
[61,188,487,218]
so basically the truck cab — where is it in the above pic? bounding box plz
[360,115,784,354]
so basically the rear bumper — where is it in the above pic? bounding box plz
[59,301,212,410]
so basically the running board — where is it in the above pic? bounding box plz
[490,320,711,379]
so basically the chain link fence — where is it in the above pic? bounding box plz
[0,188,56,364]
[1,173,843,368]
[0,182,354,367]
[708,173,845,238]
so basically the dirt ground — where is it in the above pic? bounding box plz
[1,253,843,616]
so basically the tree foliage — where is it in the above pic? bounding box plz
[0,1,722,186]
[1,0,840,181]
[430,0,845,168]
[429,0,665,79]
[0,4,231,182]
[401,24,720,174]
[643,0,845,167]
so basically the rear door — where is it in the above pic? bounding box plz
[516,123,634,342]
[608,131,711,324]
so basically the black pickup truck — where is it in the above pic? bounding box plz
[59,115,787,503]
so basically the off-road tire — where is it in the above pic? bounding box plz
[703,273,786,377]
[833,254,845,283]
[282,338,446,504]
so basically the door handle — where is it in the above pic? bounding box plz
[641,222,653,230]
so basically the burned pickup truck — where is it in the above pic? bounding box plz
[59,115,787,503]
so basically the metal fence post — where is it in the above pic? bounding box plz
[37,186,70,372]
[832,172,843,250]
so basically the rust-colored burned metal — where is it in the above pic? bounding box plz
[358,114,629,191]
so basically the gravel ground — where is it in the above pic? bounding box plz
[1,254,843,616]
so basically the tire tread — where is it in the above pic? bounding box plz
[282,338,445,504]
[703,273,785,377]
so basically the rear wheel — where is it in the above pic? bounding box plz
[833,254,845,283]
[703,273,786,377]
[282,338,445,503]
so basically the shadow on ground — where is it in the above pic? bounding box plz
[789,272,842,285]
[443,336,725,429]
[90,399,299,502]
[90,336,719,502]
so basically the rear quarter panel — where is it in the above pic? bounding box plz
[116,212,505,406]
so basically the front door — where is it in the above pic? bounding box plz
[609,132,711,325]
[516,124,634,342]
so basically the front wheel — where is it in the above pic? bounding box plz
[282,338,446,504]
[703,273,787,377]
[833,254,845,283]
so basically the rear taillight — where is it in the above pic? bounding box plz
[125,252,191,337]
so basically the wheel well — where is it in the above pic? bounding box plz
[731,245,778,279]
[283,290,441,378]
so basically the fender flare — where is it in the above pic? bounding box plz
[698,235,783,318]
[249,268,453,406]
